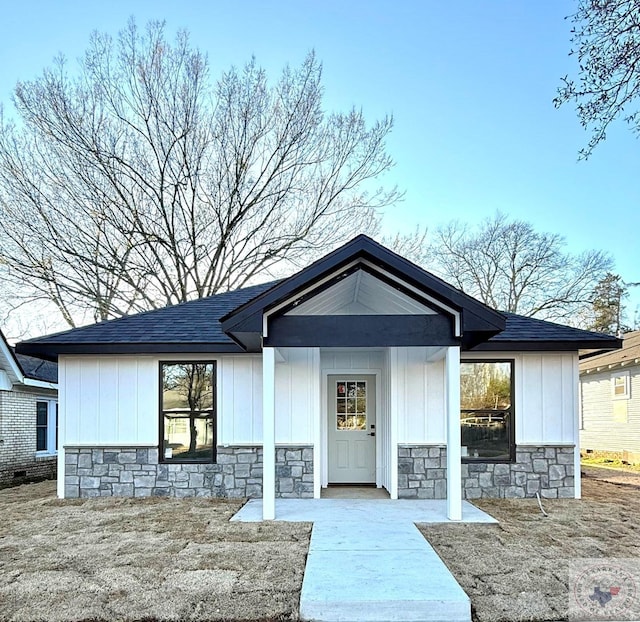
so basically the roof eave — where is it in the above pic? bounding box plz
[16,341,247,360]
[469,338,622,352]
[22,378,58,390]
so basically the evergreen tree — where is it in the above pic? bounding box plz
[590,273,627,334]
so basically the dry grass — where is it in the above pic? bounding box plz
[0,481,311,622]
[3,471,640,622]
[419,470,640,622]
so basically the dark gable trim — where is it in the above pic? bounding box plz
[265,315,458,348]
[274,263,446,318]
[17,342,245,360]
[221,235,506,335]
[469,338,622,352]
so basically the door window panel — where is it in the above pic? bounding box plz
[336,380,367,430]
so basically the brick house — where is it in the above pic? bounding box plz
[0,329,58,485]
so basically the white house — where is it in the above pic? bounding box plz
[580,330,640,463]
[18,236,620,519]
[0,329,58,485]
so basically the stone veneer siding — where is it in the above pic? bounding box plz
[65,445,313,499]
[276,447,314,498]
[398,446,448,499]
[398,445,575,499]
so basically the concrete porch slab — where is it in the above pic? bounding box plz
[231,498,498,524]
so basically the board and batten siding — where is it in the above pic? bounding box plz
[61,356,158,446]
[274,348,319,445]
[580,365,640,453]
[59,352,319,449]
[58,349,579,456]
[394,347,446,445]
[517,353,578,445]
[396,351,578,447]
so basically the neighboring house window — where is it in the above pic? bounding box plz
[160,361,216,463]
[460,360,514,462]
[612,371,630,400]
[36,400,58,454]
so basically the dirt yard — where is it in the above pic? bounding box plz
[2,471,640,622]
[420,469,640,622]
[0,482,311,621]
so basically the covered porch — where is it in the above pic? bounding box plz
[220,237,506,521]
[260,345,464,519]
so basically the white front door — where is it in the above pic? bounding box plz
[327,375,376,484]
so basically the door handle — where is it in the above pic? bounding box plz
[367,432,375,437]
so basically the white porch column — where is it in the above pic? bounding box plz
[446,345,462,521]
[262,346,276,520]
[573,354,582,499]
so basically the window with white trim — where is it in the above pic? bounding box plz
[36,399,58,454]
[612,371,630,400]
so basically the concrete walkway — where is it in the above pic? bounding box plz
[232,498,497,622]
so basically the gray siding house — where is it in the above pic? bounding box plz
[580,330,640,463]
[0,329,58,485]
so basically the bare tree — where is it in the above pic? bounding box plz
[382,225,429,265]
[0,20,399,328]
[554,0,640,158]
[429,214,612,323]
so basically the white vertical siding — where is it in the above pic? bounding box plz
[394,347,446,445]
[520,353,576,445]
[60,348,579,457]
[61,356,158,446]
[384,349,577,447]
[63,354,262,447]
[580,366,640,452]
[274,348,318,444]
[320,349,385,371]
[118,358,140,441]
[61,351,323,448]
[219,356,262,445]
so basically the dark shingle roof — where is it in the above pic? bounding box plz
[474,312,621,351]
[14,350,58,383]
[19,293,621,359]
[1,328,58,384]
[18,281,281,359]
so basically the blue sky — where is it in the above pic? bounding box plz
[1,0,639,322]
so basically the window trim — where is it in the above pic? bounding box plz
[611,370,630,400]
[460,358,516,464]
[35,399,58,456]
[159,360,217,464]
